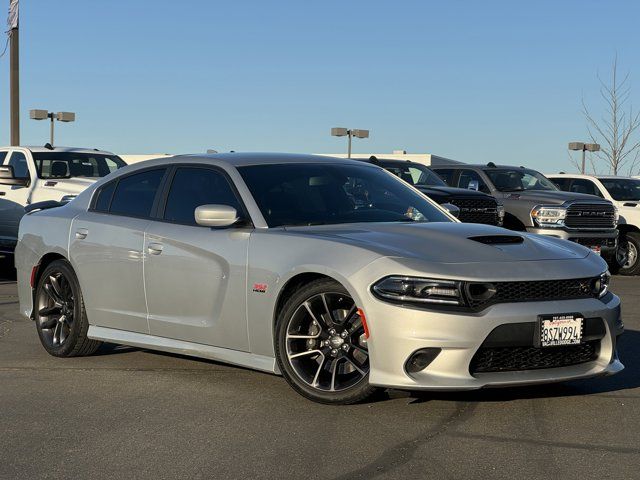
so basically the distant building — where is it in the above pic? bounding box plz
[120,154,173,164]
[315,150,463,166]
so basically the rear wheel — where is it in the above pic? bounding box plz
[275,279,377,404]
[617,232,640,276]
[34,260,102,357]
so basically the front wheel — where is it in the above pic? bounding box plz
[275,279,378,404]
[34,259,102,357]
[617,232,640,276]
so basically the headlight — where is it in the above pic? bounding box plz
[497,204,505,225]
[531,205,567,227]
[592,271,611,298]
[372,276,465,306]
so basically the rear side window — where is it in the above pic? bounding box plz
[432,168,455,186]
[163,167,243,225]
[109,169,166,218]
[93,181,117,212]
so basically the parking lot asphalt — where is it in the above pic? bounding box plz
[0,271,638,480]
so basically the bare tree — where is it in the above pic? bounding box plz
[582,57,640,175]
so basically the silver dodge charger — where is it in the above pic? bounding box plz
[15,153,624,404]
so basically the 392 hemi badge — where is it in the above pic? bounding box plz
[252,283,268,293]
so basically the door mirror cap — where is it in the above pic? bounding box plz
[195,204,239,227]
[0,165,29,186]
[441,202,460,218]
[467,179,480,191]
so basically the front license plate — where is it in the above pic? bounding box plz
[539,314,583,347]
[590,245,601,256]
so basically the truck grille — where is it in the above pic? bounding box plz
[565,203,616,229]
[448,197,499,225]
[470,341,599,373]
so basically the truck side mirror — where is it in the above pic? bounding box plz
[0,165,29,186]
[467,180,480,191]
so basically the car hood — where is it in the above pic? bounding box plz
[501,190,605,205]
[284,222,589,263]
[41,177,98,195]
[416,185,492,198]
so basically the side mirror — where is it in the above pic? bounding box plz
[195,204,239,227]
[441,203,460,218]
[467,180,480,191]
[0,165,29,186]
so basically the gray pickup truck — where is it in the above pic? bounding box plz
[431,163,619,265]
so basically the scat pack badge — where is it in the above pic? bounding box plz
[252,283,268,294]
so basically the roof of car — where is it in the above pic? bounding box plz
[431,164,528,170]
[129,152,369,168]
[547,173,638,180]
[21,145,116,155]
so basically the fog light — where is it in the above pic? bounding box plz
[405,348,442,373]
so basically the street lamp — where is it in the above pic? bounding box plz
[568,142,600,174]
[30,109,76,147]
[331,127,369,158]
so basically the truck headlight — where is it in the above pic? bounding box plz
[497,204,505,225]
[531,205,567,227]
[372,276,465,306]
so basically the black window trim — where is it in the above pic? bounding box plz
[88,166,170,220]
[154,163,253,228]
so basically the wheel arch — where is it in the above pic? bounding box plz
[617,223,640,235]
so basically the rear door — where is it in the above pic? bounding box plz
[69,167,168,333]
[143,165,251,350]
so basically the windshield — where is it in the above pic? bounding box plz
[33,152,126,179]
[238,163,453,227]
[380,162,447,187]
[484,168,558,192]
[598,178,640,201]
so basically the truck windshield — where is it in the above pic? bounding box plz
[598,178,640,201]
[239,163,452,227]
[33,152,126,179]
[380,162,447,187]
[484,168,558,192]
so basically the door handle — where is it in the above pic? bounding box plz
[147,242,164,255]
[75,228,89,240]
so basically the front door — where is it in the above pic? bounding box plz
[143,166,251,351]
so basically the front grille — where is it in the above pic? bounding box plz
[565,202,616,229]
[449,197,499,225]
[569,236,617,248]
[470,341,599,373]
[465,277,598,310]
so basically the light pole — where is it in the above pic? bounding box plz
[568,142,600,174]
[30,110,76,147]
[331,127,369,158]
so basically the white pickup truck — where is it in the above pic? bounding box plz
[0,146,126,258]
[548,173,640,275]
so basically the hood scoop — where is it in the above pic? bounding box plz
[468,235,524,245]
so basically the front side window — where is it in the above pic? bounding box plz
[457,169,490,193]
[598,178,640,201]
[109,169,166,218]
[163,167,243,225]
[5,151,29,178]
[33,152,125,179]
[484,168,558,192]
[239,163,452,227]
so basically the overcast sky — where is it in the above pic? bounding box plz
[0,0,639,173]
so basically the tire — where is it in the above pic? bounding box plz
[34,259,102,357]
[617,232,640,276]
[275,278,378,404]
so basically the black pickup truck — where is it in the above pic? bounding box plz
[364,157,504,226]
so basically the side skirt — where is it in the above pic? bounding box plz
[87,326,279,375]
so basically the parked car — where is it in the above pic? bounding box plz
[547,173,640,276]
[431,163,619,266]
[16,153,623,404]
[364,157,504,226]
[0,145,126,258]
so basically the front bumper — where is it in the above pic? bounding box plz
[363,293,623,390]
[526,227,618,252]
